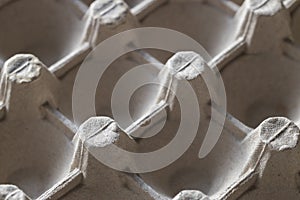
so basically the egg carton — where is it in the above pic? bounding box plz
[0,0,300,199]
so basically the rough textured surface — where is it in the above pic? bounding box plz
[0,185,28,200]
[75,116,120,148]
[0,0,300,199]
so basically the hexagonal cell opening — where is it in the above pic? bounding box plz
[0,0,85,67]
[222,54,300,128]
[139,0,239,57]
[0,120,75,199]
[138,126,256,198]
[94,52,162,121]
